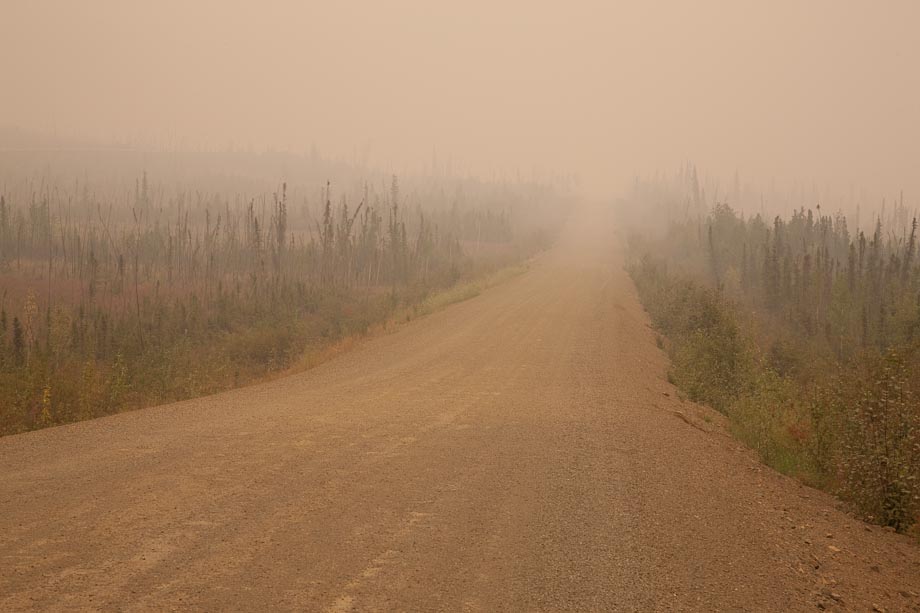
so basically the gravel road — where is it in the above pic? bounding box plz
[2,207,919,612]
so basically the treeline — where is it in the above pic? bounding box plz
[627,195,920,532]
[0,172,556,435]
[682,202,919,359]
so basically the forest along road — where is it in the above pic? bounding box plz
[2,207,920,613]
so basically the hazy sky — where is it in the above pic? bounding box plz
[2,0,919,196]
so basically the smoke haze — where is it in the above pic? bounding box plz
[2,1,918,197]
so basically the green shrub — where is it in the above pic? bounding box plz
[816,351,920,530]
[626,195,920,531]
[630,255,751,413]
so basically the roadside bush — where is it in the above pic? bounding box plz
[630,254,751,413]
[626,191,920,531]
[816,351,920,530]
[730,368,815,478]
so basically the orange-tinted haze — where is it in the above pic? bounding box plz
[2,0,918,197]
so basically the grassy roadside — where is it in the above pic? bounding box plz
[1,257,534,436]
[410,260,532,318]
[628,253,920,534]
[282,259,534,377]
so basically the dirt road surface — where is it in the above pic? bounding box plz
[2,207,919,612]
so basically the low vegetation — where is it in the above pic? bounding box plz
[0,168,558,436]
[626,184,920,532]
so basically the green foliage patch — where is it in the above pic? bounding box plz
[628,202,920,532]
